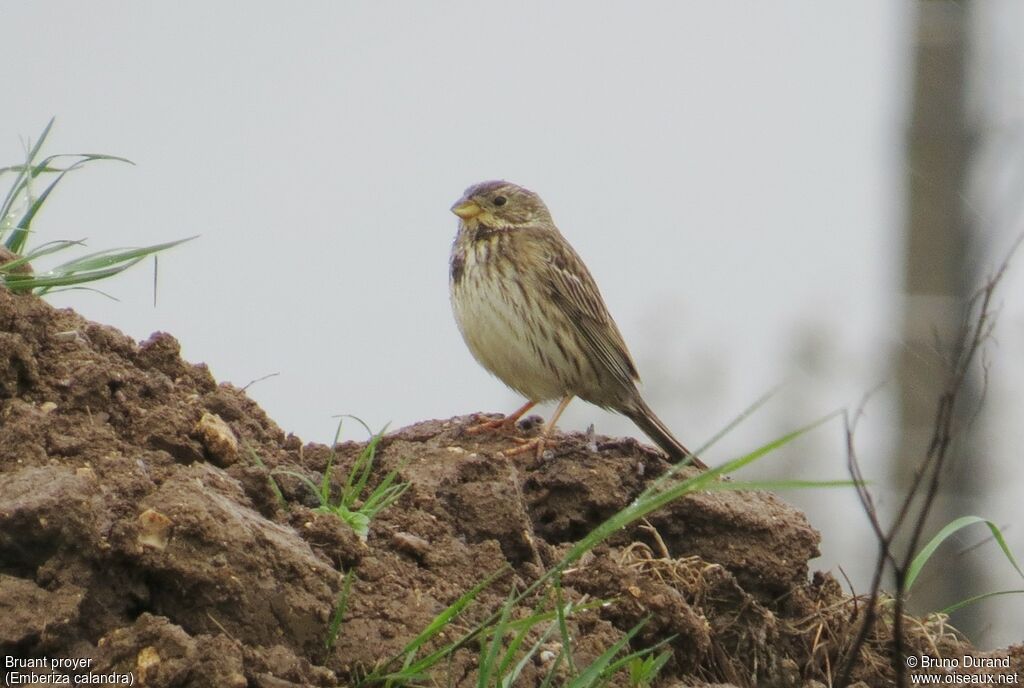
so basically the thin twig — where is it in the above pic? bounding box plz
[836,234,1021,687]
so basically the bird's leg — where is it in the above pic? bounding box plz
[465,400,537,435]
[504,395,574,460]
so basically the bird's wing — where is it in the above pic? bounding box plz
[527,228,641,387]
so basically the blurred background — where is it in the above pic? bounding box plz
[3,1,1022,647]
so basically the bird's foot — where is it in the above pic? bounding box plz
[464,401,538,436]
[500,436,547,461]
[464,414,521,436]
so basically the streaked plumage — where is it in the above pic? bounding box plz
[449,180,705,468]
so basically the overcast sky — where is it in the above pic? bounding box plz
[5,2,1022,646]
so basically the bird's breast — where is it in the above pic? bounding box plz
[449,231,577,402]
[450,229,509,284]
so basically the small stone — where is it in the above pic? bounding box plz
[136,646,161,682]
[138,509,173,550]
[392,532,431,559]
[54,330,87,345]
[195,412,239,466]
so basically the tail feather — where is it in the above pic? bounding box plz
[623,399,707,469]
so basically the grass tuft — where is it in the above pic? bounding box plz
[350,408,856,686]
[275,416,409,542]
[0,119,195,295]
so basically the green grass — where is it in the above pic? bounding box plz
[625,650,673,688]
[564,619,672,688]
[358,567,510,686]
[356,574,638,688]
[907,515,1024,613]
[473,580,644,688]
[325,568,356,656]
[0,119,195,295]
[246,418,411,664]
[274,416,409,542]
[340,401,856,687]
[475,586,554,688]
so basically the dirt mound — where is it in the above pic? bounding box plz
[0,287,1019,687]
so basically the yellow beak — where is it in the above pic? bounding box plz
[451,199,483,219]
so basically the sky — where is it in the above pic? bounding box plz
[4,2,1022,646]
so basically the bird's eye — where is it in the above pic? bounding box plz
[493,196,507,207]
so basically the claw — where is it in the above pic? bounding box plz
[500,436,546,460]
[464,401,537,436]
[464,415,517,435]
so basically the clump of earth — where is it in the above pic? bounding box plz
[0,287,1020,687]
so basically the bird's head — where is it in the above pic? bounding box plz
[450,180,553,229]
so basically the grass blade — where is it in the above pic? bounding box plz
[4,260,145,292]
[939,588,1024,615]
[8,154,131,252]
[553,576,576,675]
[565,618,646,688]
[0,118,54,230]
[272,469,325,502]
[478,590,516,688]
[365,567,508,685]
[49,236,196,272]
[906,516,1024,591]
[702,479,859,491]
[325,569,356,653]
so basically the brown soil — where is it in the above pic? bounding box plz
[0,287,1020,687]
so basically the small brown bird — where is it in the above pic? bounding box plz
[449,180,706,469]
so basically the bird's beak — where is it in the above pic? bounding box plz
[451,199,483,219]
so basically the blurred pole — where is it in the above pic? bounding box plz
[894,1,982,632]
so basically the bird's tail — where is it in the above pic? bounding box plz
[623,398,707,469]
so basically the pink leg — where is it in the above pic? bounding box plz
[503,395,574,459]
[465,400,537,435]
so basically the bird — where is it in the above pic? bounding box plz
[448,180,706,469]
